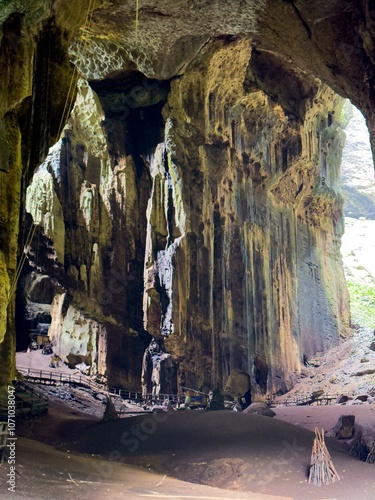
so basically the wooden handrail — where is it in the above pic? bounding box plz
[17,366,185,403]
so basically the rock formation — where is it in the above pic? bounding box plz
[2,0,375,398]
[141,337,174,397]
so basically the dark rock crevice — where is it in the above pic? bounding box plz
[282,0,312,40]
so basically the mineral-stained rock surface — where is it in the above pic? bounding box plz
[2,0,374,397]
[157,39,350,397]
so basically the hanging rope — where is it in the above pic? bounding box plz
[6,11,55,307]
[7,0,97,308]
[135,0,139,35]
[44,24,52,154]
[4,1,97,315]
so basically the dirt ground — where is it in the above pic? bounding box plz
[10,320,375,500]
[1,401,374,500]
[0,398,286,500]
[274,404,375,435]
[4,346,374,500]
[1,435,285,500]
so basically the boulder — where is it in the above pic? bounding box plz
[311,389,324,400]
[224,370,250,400]
[369,342,375,352]
[333,414,355,439]
[350,426,374,462]
[243,402,276,417]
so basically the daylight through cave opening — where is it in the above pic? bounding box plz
[3,3,375,496]
[340,102,375,332]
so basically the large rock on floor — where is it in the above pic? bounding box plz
[335,394,351,404]
[243,402,276,418]
[334,415,355,439]
[350,426,375,462]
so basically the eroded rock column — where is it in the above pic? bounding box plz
[24,78,152,387]
[156,38,350,399]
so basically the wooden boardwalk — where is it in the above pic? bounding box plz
[17,367,340,409]
[17,367,184,404]
[278,394,339,406]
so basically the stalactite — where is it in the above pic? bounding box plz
[143,137,186,338]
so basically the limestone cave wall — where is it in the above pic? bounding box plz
[24,77,152,387]
[0,5,75,390]
[152,39,350,396]
[2,0,374,398]
[20,37,350,399]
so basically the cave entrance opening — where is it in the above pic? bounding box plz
[340,101,375,332]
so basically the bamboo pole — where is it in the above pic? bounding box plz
[308,428,341,486]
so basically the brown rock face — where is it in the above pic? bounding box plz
[156,39,349,397]
[2,0,373,396]
[0,4,77,392]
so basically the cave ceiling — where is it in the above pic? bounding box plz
[64,0,375,157]
[1,1,375,155]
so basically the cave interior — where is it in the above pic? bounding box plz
[0,0,375,406]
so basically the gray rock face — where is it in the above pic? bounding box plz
[341,105,375,219]
[141,338,174,397]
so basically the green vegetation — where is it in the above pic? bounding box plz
[347,280,375,329]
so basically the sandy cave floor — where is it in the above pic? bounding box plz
[1,344,374,499]
[3,330,375,500]
[5,215,375,499]
[1,402,375,500]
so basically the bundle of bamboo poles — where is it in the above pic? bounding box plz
[308,428,341,486]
